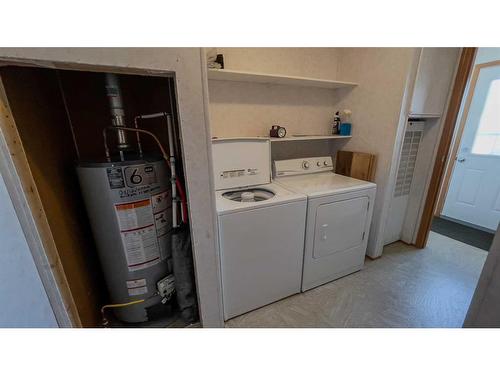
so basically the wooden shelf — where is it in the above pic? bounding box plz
[207,69,358,89]
[408,113,441,119]
[270,135,352,142]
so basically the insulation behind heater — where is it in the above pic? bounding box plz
[171,227,199,323]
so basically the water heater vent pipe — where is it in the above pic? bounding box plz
[105,73,129,152]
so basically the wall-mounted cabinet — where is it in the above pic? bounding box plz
[410,48,461,117]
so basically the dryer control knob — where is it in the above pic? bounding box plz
[302,161,310,169]
[323,161,329,166]
[317,161,321,167]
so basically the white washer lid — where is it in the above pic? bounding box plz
[215,182,306,215]
[212,138,271,190]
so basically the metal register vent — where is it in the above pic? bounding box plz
[394,122,424,197]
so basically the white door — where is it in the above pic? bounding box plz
[443,64,500,231]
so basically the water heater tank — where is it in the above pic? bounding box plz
[77,156,172,323]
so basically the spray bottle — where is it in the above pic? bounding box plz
[332,111,341,135]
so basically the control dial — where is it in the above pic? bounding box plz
[302,161,310,169]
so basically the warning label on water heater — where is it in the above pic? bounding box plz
[106,167,125,189]
[115,199,161,272]
[126,278,148,296]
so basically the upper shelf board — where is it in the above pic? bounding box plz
[270,135,352,142]
[207,69,358,89]
[408,113,442,119]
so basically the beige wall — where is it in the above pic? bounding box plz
[216,47,340,80]
[336,48,417,257]
[209,48,343,137]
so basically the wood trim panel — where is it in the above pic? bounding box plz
[435,59,500,215]
[0,77,80,327]
[415,48,477,248]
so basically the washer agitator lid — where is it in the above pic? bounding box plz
[222,188,275,202]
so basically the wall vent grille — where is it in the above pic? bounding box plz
[394,129,422,197]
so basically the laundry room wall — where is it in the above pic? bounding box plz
[335,48,418,258]
[215,48,341,80]
[208,48,343,138]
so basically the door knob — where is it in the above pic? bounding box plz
[457,157,466,163]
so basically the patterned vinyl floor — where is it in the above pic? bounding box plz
[225,232,487,328]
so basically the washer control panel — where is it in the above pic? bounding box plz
[274,156,334,177]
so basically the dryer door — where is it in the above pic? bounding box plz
[313,196,369,259]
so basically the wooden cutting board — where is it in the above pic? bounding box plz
[336,151,376,182]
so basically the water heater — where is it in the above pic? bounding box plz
[76,73,179,324]
[77,157,173,323]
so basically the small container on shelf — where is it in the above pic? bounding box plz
[339,123,352,136]
[340,109,352,136]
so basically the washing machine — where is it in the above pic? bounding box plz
[274,156,376,292]
[212,138,307,320]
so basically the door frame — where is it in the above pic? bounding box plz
[0,81,77,327]
[435,59,500,216]
[415,48,477,248]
